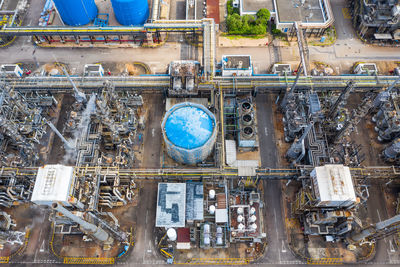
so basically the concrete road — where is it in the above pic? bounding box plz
[256,94,300,264]
[364,184,399,265]
[126,181,164,266]
[0,37,185,74]
[142,94,164,168]
[218,0,400,74]
[217,47,272,74]
[308,0,400,72]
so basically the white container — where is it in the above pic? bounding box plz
[249,215,257,223]
[209,189,216,199]
[204,224,210,233]
[250,223,257,232]
[237,207,244,215]
[167,228,177,241]
[250,207,256,215]
[237,215,244,223]
[238,223,245,231]
[209,205,216,215]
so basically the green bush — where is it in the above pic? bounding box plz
[271,22,282,35]
[226,7,270,35]
[256,8,270,22]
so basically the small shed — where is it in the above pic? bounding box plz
[177,228,191,249]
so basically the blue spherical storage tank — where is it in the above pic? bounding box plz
[53,0,97,26]
[162,102,218,165]
[111,0,149,26]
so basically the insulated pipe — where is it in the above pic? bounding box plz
[6,187,17,201]
[328,80,354,119]
[52,203,109,242]
[350,214,400,243]
[61,67,87,103]
[45,120,75,150]
[286,122,314,162]
[280,65,303,110]
[113,188,127,205]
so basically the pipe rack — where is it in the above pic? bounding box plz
[4,75,400,92]
[1,165,400,181]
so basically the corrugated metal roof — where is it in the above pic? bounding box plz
[237,160,258,176]
[177,228,191,242]
[186,182,204,221]
[225,140,237,166]
[156,183,186,228]
[217,193,227,209]
[215,209,228,223]
[31,165,74,205]
[312,165,356,204]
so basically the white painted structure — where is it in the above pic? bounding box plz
[311,165,357,208]
[31,165,75,206]
[84,64,104,77]
[354,63,378,75]
[1,64,23,78]
[221,55,252,77]
[167,228,177,241]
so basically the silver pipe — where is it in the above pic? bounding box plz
[52,203,109,242]
[113,187,127,205]
[61,67,87,103]
[44,119,75,150]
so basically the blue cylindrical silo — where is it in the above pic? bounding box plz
[111,0,149,26]
[52,0,98,26]
[162,102,218,165]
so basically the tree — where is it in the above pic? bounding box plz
[226,8,270,35]
[256,8,271,22]
[242,15,256,24]
[227,14,243,34]
[252,24,267,35]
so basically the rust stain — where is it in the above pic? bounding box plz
[207,0,220,24]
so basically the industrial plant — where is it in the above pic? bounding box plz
[0,0,399,266]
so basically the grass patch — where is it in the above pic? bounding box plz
[221,33,267,39]
[308,26,337,47]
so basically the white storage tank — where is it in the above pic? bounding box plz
[250,207,256,215]
[209,189,216,199]
[209,205,216,215]
[162,102,218,165]
[237,215,244,223]
[249,215,257,223]
[167,228,177,241]
[237,207,244,215]
[203,224,210,246]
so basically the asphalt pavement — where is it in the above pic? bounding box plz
[256,94,299,264]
